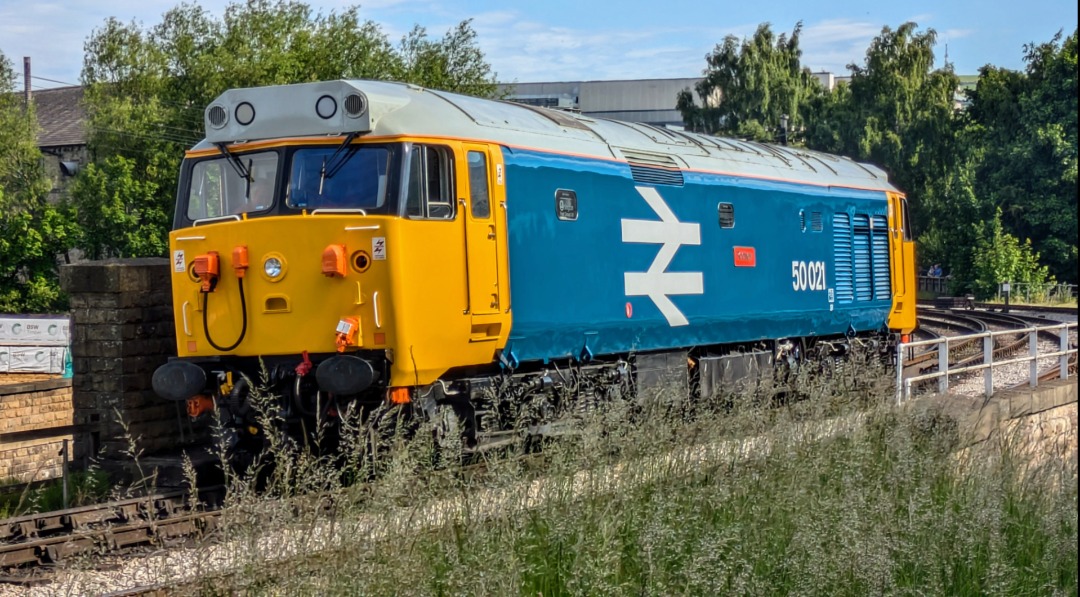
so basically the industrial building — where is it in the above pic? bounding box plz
[497,78,702,128]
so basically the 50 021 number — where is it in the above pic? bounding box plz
[792,260,826,291]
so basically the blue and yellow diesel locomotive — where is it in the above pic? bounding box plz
[152,80,917,448]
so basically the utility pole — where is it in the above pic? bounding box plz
[23,56,32,110]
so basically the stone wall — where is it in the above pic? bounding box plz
[0,378,73,482]
[59,259,183,466]
[960,379,1078,467]
[917,378,1079,467]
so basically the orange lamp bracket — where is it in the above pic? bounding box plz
[186,394,216,418]
[191,251,220,292]
[322,244,347,278]
[232,245,249,278]
[334,316,360,352]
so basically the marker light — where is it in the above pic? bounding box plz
[264,257,283,279]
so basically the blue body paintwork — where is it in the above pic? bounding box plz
[500,147,892,364]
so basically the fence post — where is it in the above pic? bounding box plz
[895,343,905,406]
[61,438,69,510]
[983,334,994,398]
[1029,330,1038,387]
[938,338,950,395]
[1060,325,1069,380]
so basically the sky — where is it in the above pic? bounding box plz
[1,0,1077,90]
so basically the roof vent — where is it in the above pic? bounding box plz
[620,148,684,187]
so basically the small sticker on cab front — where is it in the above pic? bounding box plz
[372,237,386,260]
[173,250,186,273]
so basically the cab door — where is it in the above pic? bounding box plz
[887,192,917,334]
[461,145,503,322]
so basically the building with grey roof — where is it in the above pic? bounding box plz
[498,78,702,128]
[30,85,86,200]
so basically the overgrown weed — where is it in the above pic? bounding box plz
[58,351,1079,595]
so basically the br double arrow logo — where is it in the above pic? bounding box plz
[621,186,704,327]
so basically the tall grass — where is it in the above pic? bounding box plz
[61,353,1078,595]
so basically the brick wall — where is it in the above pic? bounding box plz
[0,378,73,482]
[60,259,184,465]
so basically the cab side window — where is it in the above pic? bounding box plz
[467,151,490,219]
[403,145,455,219]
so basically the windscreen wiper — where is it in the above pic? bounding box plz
[320,132,360,184]
[215,142,253,183]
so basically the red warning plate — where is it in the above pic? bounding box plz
[733,246,756,267]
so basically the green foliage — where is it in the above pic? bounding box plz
[679,20,1077,292]
[966,30,1078,282]
[968,209,1053,299]
[78,0,499,260]
[0,470,112,518]
[677,22,822,141]
[69,155,168,259]
[396,20,499,98]
[805,23,961,238]
[0,50,76,313]
[193,370,1076,595]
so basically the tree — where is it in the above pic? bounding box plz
[395,20,498,98]
[677,22,822,141]
[966,30,1077,282]
[0,50,76,313]
[77,0,499,260]
[968,209,1052,299]
[805,23,961,238]
[69,156,166,259]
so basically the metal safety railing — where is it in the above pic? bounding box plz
[896,322,1077,404]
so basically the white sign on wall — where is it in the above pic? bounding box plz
[0,346,68,373]
[0,315,70,373]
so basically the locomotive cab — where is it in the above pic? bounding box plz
[153,81,511,441]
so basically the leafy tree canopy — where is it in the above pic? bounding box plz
[677,22,821,142]
[805,23,961,237]
[76,0,499,260]
[684,21,1076,290]
[0,50,76,313]
[965,30,1077,282]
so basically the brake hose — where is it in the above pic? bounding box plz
[202,277,248,352]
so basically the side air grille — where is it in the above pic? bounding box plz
[833,213,853,304]
[871,215,891,300]
[853,214,873,302]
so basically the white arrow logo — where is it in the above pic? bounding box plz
[621,186,703,326]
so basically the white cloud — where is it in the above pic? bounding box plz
[799,19,886,73]
[942,28,974,39]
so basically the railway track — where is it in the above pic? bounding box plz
[973,302,1078,316]
[0,486,225,582]
[903,306,1077,397]
[0,444,542,586]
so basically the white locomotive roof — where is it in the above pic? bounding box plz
[198,79,899,194]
